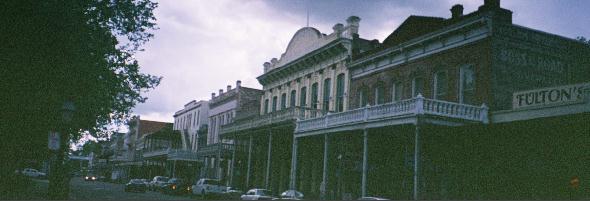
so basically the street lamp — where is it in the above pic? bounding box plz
[48,100,75,200]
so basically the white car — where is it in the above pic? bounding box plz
[148,176,169,191]
[241,189,274,200]
[192,178,226,197]
[22,168,46,178]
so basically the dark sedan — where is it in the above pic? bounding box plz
[160,178,191,195]
[125,179,147,193]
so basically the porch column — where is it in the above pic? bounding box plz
[265,130,273,189]
[361,129,368,197]
[246,135,253,188]
[289,137,298,190]
[216,143,222,179]
[413,122,421,200]
[321,134,329,199]
[229,137,237,187]
[173,160,177,178]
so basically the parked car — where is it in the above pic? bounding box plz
[223,187,243,200]
[273,190,304,200]
[160,178,192,195]
[148,176,169,191]
[192,178,226,198]
[124,179,147,193]
[241,189,275,200]
[357,197,390,200]
[21,168,46,179]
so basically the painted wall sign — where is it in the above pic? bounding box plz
[513,83,588,110]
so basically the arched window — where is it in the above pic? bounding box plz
[459,65,475,104]
[358,87,369,108]
[336,73,345,112]
[311,83,319,109]
[392,81,402,102]
[412,77,424,97]
[290,90,297,107]
[374,83,385,105]
[323,78,331,111]
[272,96,277,112]
[264,99,269,114]
[300,87,307,107]
[280,93,287,110]
[434,71,448,100]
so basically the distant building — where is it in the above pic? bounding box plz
[173,100,209,151]
[199,80,263,181]
[111,116,171,182]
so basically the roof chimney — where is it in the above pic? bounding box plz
[451,4,464,19]
[211,93,216,99]
[236,80,242,88]
[484,0,500,8]
[227,85,231,92]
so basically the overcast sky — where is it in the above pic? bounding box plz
[131,0,590,124]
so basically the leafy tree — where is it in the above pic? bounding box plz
[578,36,590,46]
[0,0,161,187]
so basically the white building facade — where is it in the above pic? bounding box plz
[173,100,209,151]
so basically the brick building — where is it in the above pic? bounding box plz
[293,0,590,199]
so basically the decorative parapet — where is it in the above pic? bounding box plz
[263,16,361,73]
[220,106,325,135]
[296,94,488,133]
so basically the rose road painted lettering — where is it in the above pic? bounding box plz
[513,83,588,110]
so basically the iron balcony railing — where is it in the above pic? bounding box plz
[196,142,235,157]
[296,94,488,133]
[220,106,325,134]
[142,148,170,158]
[167,149,199,161]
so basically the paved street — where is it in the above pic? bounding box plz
[32,178,195,200]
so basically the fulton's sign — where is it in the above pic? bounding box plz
[513,83,588,110]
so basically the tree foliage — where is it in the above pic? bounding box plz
[0,0,160,168]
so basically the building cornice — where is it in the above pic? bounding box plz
[257,38,351,86]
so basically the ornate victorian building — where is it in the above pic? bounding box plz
[220,16,376,195]
[293,0,590,200]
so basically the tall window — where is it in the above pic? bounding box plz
[280,93,287,110]
[311,83,319,109]
[336,73,345,112]
[300,87,307,107]
[323,78,331,111]
[434,71,448,100]
[374,84,385,105]
[412,77,424,97]
[392,81,402,102]
[264,99,269,114]
[359,87,368,107]
[272,96,277,112]
[290,90,297,108]
[460,65,475,104]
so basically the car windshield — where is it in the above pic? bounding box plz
[259,190,272,196]
[156,177,168,182]
[130,179,144,184]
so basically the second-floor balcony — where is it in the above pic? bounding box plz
[143,147,170,158]
[168,149,200,161]
[296,95,489,135]
[196,142,236,158]
[220,106,325,135]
